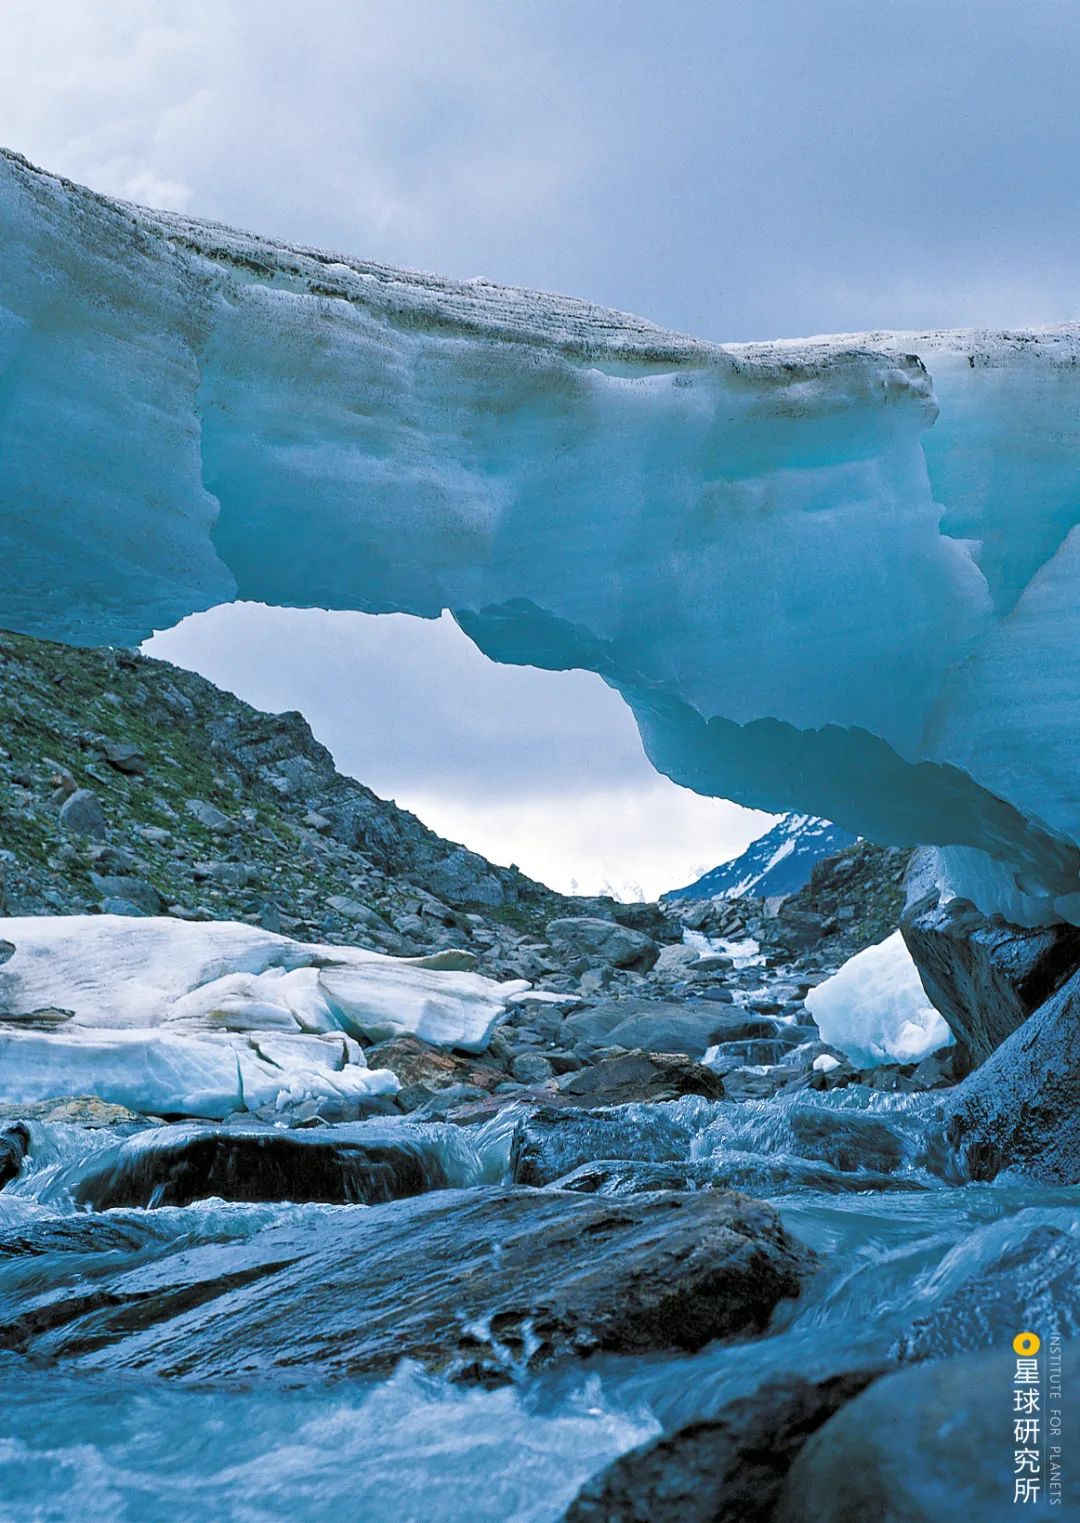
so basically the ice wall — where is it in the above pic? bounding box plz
[1,148,1078,924]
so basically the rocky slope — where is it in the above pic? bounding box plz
[0,628,602,973]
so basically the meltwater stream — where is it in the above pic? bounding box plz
[1,1090,1076,1523]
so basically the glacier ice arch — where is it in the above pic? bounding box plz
[1,147,1079,928]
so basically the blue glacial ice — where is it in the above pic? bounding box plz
[1,144,1079,931]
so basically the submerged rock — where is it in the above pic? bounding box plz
[511,1105,706,1186]
[945,966,1080,1183]
[68,1122,474,1210]
[776,1346,1072,1523]
[894,1220,1080,1362]
[565,1367,885,1523]
[0,1186,814,1383]
[902,891,1080,1071]
[550,1156,927,1199]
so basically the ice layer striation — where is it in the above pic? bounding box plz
[1,148,1079,925]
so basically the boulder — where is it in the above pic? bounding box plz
[555,1050,725,1108]
[425,847,506,909]
[651,943,702,978]
[89,873,162,914]
[0,1122,29,1189]
[565,1367,885,1523]
[902,892,1080,1071]
[511,1053,556,1085]
[184,797,232,833]
[894,1221,1080,1362]
[58,788,107,840]
[512,1104,709,1187]
[68,1121,476,1210]
[546,917,659,972]
[944,966,1080,1183]
[0,1186,813,1383]
[563,999,775,1056]
[102,742,147,775]
[364,1034,505,1093]
[776,1347,1066,1523]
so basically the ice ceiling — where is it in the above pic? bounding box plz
[1,148,1078,925]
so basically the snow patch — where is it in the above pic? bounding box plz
[0,916,528,1117]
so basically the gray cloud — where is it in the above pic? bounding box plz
[146,606,774,899]
[2,0,1077,343]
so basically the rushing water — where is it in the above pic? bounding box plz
[1,1089,1076,1523]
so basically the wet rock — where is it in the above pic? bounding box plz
[58,788,107,840]
[945,966,1080,1183]
[564,1000,775,1058]
[565,1367,885,1523]
[708,1037,799,1065]
[0,1122,29,1188]
[0,1186,813,1383]
[546,918,659,972]
[512,1104,708,1186]
[902,892,1080,1072]
[776,1347,1063,1523]
[719,1069,797,1102]
[70,1121,471,1210]
[555,1051,724,1108]
[894,1222,1080,1362]
[786,1107,908,1174]
[550,1156,926,1198]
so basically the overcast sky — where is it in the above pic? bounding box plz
[4,2,1075,895]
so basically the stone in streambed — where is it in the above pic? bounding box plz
[550,1156,927,1199]
[555,1050,724,1107]
[512,1104,707,1187]
[775,1347,1074,1523]
[893,1220,1080,1363]
[564,1367,885,1523]
[69,1121,470,1210]
[0,1123,29,1189]
[0,1185,814,1383]
[564,1000,777,1058]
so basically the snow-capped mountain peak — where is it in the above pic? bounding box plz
[664,814,857,901]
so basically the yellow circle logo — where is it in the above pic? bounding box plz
[1013,1332,1041,1356]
